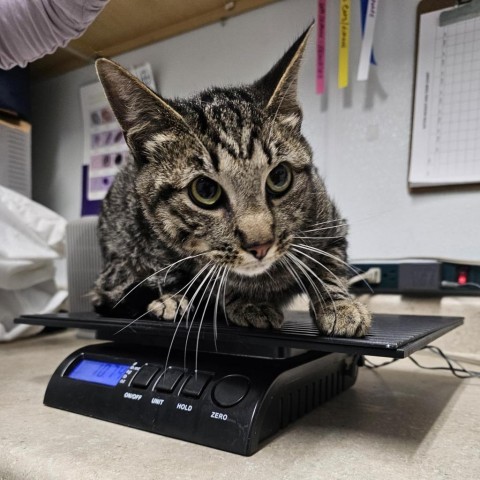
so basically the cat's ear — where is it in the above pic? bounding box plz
[95,58,185,134]
[254,23,313,129]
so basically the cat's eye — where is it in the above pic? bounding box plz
[266,163,292,196]
[189,176,222,208]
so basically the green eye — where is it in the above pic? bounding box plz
[189,176,222,207]
[266,163,292,195]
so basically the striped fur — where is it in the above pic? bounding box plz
[91,26,371,337]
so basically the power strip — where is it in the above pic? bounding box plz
[349,259,480,295]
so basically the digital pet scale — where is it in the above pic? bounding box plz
[17,311,462,456]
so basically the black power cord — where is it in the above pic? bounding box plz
[363,345,480,379]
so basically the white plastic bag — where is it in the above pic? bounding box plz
[0,186,67,341]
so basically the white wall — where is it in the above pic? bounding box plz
[31,0,480,261]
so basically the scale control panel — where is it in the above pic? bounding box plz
[66,355,251,414]
[44,343,358,455]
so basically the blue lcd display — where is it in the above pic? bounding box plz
[68,359,131,386]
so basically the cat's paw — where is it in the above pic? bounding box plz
[313,299,371,337]
[147,294,189,321]
[226,302,284,329]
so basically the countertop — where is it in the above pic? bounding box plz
[1,330,479,480]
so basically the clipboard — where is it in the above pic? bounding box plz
[408,0,480,191]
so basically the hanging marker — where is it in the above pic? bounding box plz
[338,0,351,89]
[316,0,327,94]
[357,0,380,81]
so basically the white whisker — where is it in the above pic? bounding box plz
[171,261,213,323]
[293,235,343,240]
[213,266,228,349]
[301,224,348,234]
[222,268,231,326]
[286,251,338,331]
[292,243,374,294]
[182,265,218,371]
[280,257,309,300]
[194,265,223,374]
[112,306,157,336]
[113,251,210,309]
[113,262,210,336]
[307,217,347,228]
[286,252,328,311]
[291,246,350,297]
[162,261,214,374]
[293,243,355,275]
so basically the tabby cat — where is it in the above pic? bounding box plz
[91,25,371,337]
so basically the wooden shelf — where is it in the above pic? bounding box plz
[31,0,279,79]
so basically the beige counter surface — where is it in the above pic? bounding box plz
[1,330,479,480]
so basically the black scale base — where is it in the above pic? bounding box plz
[17,311,463,455]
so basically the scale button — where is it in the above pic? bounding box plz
[155,368,184,393]
[131,364,160,389]
[181,372,213,398]
[212,375,250,408]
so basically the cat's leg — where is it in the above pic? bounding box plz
[303,248,372,337]
[91,261,159,318]
[92,258,193,321]
[91,262,135,313]
[309,294,371,337]
[225,298,284,329]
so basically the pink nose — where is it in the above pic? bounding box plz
[246,241,273,260]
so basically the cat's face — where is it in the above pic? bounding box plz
[97,25,322,277]
[134,91,315,277]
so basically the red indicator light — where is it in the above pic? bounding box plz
[457,271,468,285]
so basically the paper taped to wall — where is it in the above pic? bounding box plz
[80,63,156,215]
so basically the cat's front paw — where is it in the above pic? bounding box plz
[313,299,371,337]
[147,294,189,321]
[226,302,284,329]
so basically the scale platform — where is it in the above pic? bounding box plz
[16,311,463,455]
[18,310,463,358]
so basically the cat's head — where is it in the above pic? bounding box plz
[96,24,324,277]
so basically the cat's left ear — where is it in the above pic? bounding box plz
[95,58,185,132]
[95,58,192,163]
[254,23,313,129]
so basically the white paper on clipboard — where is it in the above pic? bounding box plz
[409,7,480,188]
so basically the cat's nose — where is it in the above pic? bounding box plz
[246,240,274,260]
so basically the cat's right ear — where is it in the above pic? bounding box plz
[254,23,313,129]
[95,58,185,134]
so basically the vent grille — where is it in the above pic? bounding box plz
[0,121,31,198]
[66,217,103,312]
[279,370,345,429]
